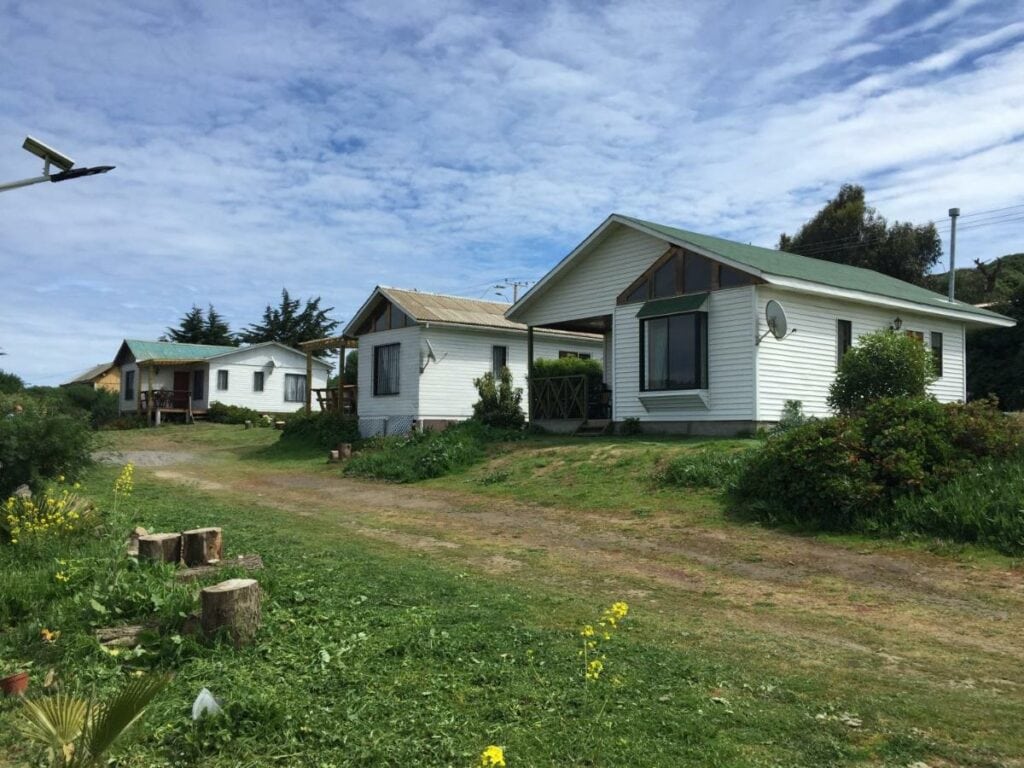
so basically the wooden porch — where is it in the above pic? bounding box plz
[299,334,359,415]
[138,389,205,424]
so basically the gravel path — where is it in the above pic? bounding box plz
[93,449,197,467]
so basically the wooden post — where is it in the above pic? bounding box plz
[338,347,344,410]
[305,350,313,414]
[182,527,223,566]
[200,578,261,647]
[527,326,535,422]
[138,533,182,564]
[135,365,142,415]
[147,364,154,423]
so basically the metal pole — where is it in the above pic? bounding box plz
[0,174,50,193]
[948,207,960,302]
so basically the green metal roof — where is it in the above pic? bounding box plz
[124,339,237,362]
[619,215,1011,323]
[637,292,709,319]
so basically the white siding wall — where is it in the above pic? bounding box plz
[208,345,329,414]
[613,286,757,422]
[755,286,966,420]
[515,225,669,326]
[117,363,207,412]
[357,326,422,419]
[416,326,603,420]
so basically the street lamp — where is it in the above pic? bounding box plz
[0,136,114,193]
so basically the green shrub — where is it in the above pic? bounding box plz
[531,357,603,379]
[280,410,359,450]
[828,330,935,414]
[0,395,93,497]
[619,417,642,436]
[656,448,750,489]
[207,401,263,425]
[732,396,1024,537]
[471,368,525,429]
[345,421,521,483]
[60,384,120,428]
[0,370,24,395]
[770,400,810,435]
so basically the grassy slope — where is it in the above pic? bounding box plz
[1,425,1021,767]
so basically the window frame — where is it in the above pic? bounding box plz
[930,331,943,377]
[558,350,592,360]
[837,319,853,365]
[639,311,708,392]
[124,369,135,401]
[253,371,265,392]
[216,370,229,391]
[617,246,757,306]
[373,343,401,397]
[283,373,306,402]
[491,345,508,378]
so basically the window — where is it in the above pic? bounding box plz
[642,312,707,391]
[373,343,401,396]
[651,259,676,298]
[253,371,265,392]
[192,370,204,401]
[217,370,228,390]
[718,265,752,289]
[360,300,415,334]
[284,373,306,402]
[558,351,592,359]
[618,248,756,305]
[930,332,943,376]
[124,370,135,401]
[837,319,853,364]
[904,330,925,343]
[685,254,713,292]
[491,345,508,378]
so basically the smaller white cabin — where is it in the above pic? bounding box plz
[344,287,604,436]
[113,339,330,421]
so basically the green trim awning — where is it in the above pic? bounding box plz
[636,292,709,319]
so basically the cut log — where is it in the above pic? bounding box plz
[176,554,264,582]
[138,533,182,564]
[95,625,146,647]
[200,578,261,647]
[182,527,223,567]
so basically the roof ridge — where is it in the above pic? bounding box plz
[380,286,512,309]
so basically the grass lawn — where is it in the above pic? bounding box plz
[2,424,1022,766]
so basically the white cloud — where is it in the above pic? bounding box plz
[1,0,1023,383]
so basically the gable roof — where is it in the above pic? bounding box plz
[114,339,330,368]
[508,214,1014,327]
[345,286,526,335]
[63,362,116,386]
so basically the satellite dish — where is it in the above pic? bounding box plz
[766,300,788,339]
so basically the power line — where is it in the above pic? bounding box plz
[955,202,1024,220]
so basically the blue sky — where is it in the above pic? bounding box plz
[2,0,1023,384]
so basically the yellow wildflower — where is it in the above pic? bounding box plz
[580,624,595,637]
[480,745,506,767]
[585,659,604,680]
[40,628,60,643]
[54,571,69,583]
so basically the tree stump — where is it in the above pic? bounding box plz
[138,533,182,564]
[200,578,261,647]
[182,527,223,567]
[338,443,353,460]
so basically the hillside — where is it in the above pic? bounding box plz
[925,252,1024,305]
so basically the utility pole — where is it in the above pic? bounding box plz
[504,279,531,302]
[948,207,960,302]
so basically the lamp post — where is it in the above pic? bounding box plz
[0,136,114,193]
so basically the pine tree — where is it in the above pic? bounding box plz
[163,305,236,345]
[238,289,339,354]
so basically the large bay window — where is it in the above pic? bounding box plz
[642,312,708,391]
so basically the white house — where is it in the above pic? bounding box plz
[114,339,330,420]
[506,214,1015,435]
[343,287,604,436]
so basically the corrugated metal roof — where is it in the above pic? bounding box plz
[124,340,237,362]
[382,288,527,330]
[619,215,1010,323]
[64,362,116,385]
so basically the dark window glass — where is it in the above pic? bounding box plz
[684,254,712,293]
[492,345,508,378]
[253,371,265,392]
[930,331,943,376]
[651,259,677,298]
[391,308,409,329]
[373,306,388,332]
[719,265,752,288]
[217,370,228,390]
[644,312,707,390]
[837,320,853,364]
[193,370,204,401]
[373,343,401,396]
[124,370,135,400]
[284,373,306,402]
[626,281,648,303]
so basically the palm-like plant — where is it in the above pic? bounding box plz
[18,674,170,767]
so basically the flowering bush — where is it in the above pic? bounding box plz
[2,483,94,545]
[580,601,629,682]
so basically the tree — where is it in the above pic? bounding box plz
[471,367,525,429]
[827,330,935,414]
[967,286,1024,409]
[343,350,358,385]
[779,184,942,285]
[0,370,24,394]
[163,304,235,346]
[238,289,339,355]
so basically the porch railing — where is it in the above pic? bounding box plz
[530,375,612,421]
[139,389,193,412]
[312,385,357,415]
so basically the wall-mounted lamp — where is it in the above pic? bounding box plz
[890,316,903,331]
